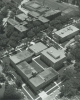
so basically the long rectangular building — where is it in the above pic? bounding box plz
[54,25,79,43]
[43,10,61,20]
[7,18,19,26]
[10,50,34,65]
[16,61,38,80]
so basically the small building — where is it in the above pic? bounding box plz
[38,16,49,23]
[14,24,28,33]
[29,67,58,91]
[7,18,19,26]
[16,61,37,81]
[43,10,61,20]
[29,42,47,56]
[10,50,34,66]
[40,47,66,70]
[15,13,28,22]
[28,11,40,18]
[54,25,79,43]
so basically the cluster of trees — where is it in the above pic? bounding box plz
[60,68,80,98]
[2,83,24,100]
[60,35,80,98]
[0,24,25,50]
[26,21,48,38]
[58,0,80,7]
[0,60,24,100]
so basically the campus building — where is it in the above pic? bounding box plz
[29,67,59,91]
[40,47,66,70]
[7,18,28,33]
[28,11,40,18]
[38,16,49,23]
[37,7,48,14]
[10,50,34,66]
[43,10,61,20]
[16,61,38,81]
[53,25,79,43]
[29,42,47,56]
[7,18,19,26]
[15,13,28,22]
[14,24,28,33]
[22,1,41,11]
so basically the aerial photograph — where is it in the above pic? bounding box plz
[0,0,80,100]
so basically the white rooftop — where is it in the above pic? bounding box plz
[55,25,79,38]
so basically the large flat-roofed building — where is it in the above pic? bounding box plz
[15,13,28,22]
[43,10,61,20]
[16,61,37,81]
[14,24,28,33]
[29,42,47,56]
[29,67,58,91]
[10,50,34,66]
[40,47,66,70]
[22,1,41,11]
[38,16,49,23]
[28,11,40,18]
[7,18,19,26]
[54,25,79,43]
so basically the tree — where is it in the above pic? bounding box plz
[3,84,24,100]
[70,42,80,61]
[60,68,75,81]
[1,7,8,17]
[32,27,40,34]
[39,25,45,30]
[44,23,49,29]
[74,35,80,42]
[15,76,23,89]
[60,79,77,97]
[0,73,6,83]
[74,62,80,72]
[27,31,35,38]
[27,23,34,30]
[6,25,14,38]
[33,20,41,27]
[9,40,17,50]
[0,25,4,34]
[0,15,3,25]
